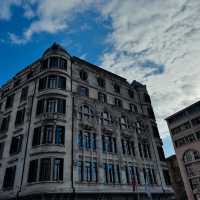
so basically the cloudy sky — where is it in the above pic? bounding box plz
[1,0,200,156]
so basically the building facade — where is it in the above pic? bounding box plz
[166,101,200,200]
[0,43,174,200]
[166,155,187,200]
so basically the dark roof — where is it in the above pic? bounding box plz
[42,42,71,57]
[72,56,127,82]
[165,100,200,121]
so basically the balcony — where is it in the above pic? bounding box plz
[39,112,66,122]
[101,123,114,134]
[79,117,96,131]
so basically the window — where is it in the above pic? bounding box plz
[42,59,48,69]
[121,139,135,156]
[97,77,105,88]
[157,146,165,161]
[77,160,97,182]
[128,89,134,98]
[36,98,66,115]
[15,108,26,126]
[5,94,14,109]
[119,116,129,129]
[10,135,23,155]
[36,99,45,115]
[104,163,120,184]
[79,86,89,97]
[78,131,96,150]
[183,150,200,163]
[0,116,10,132]
[59,58,67,70]
[114,84,120,93]
[58,76,66,89]
[98,92,107,103]
[20,86,28,102]
[55,126,65,145]
[125,165,136,184]
[42,126,53,144]
[0,142,4,159]
[38,77,47,91]
[53,158,63,181]
[191,116,200,126]
[130,104,138,113]
[163,170,171,185]
[102,135,117,153]
[190,178,200,190]
[48,75,57,89]
[143,168,156,185]
[139,141,151,160]
[39,158,51,181]
[114,98,122,107]
[3,166,16,189]
[100,112,112,125]
[32,127,41,146]
[49,57,59,68]
[32,125,65,146]
[28,160,38,183]
[79,105,94,119]
[171,122,191,135]
[80,70,88,81]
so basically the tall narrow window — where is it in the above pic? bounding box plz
[79,86,89,97]
[28,160,38,183]
[114,98,122,107]
[42,126,53,144]
[20,86,28,102]
[46,99,57,113]
[5,94,14,109]
[39,158,51,181]
[80,70,88,81]
[0,142,5,159]
[97,77,105,88]
[48,75,57,89]
[60,58,67,70]
[36,99,45,115]
[98,92,107,103]
[53,158,63,181]
[49,57,59,68]
[0,115,10,132]
[32,127,41,146]
[55,126,65,145]
[58,76,66,89]
[38,77,47,91]
[3,166,16,189]
[57,99,66,113]
[10,135,23,155]
[114,84,120,93]
[15,108,26,126]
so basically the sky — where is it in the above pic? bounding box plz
[1,0,200,157]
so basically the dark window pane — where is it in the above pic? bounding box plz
[20,86,28,102]
[39,158,51,181]
[55,126,65,145]
[42,126,53,144]
[3,166,16,188]
[38,77,47,91]
[15,108,26,126]
[58,76,66,89]
[0,142,5,159]
[32,127,41,146]
[5,94,14,109]
[97,77,105,88]
[0,116,10,132]
[80,70,88,81]
[28,160,38,183]
[59,58,67,70]
[36,99,44,115]
[10,135,23,155]
[49,57,59,68]
[57,99,66,113]
[114,84,120,93]
[48,75,57,89]
[79,86,89,97]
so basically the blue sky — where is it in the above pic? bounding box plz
[1,0,200,157]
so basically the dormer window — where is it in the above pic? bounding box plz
[80,70,88,81]
[114,83,120,93]
[97,77,105,88]
[42,57,67,70]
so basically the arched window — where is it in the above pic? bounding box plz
[183,150,200,163]
[100,112,112,125]
[79,105,94,120]
[119,116,129,129]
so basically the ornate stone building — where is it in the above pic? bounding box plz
[0,43,174,200]
[166,101,200,200]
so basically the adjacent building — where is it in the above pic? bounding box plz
[166,101,200,200]
[0,43,174,200]
[166,155,187,200]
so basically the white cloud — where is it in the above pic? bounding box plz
[100,0,200,138]
[0,0,22,20]
[9,0,97,44]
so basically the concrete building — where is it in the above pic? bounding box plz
[166,101,200,200]
[0,43,174,200]
[166,155,187,200]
